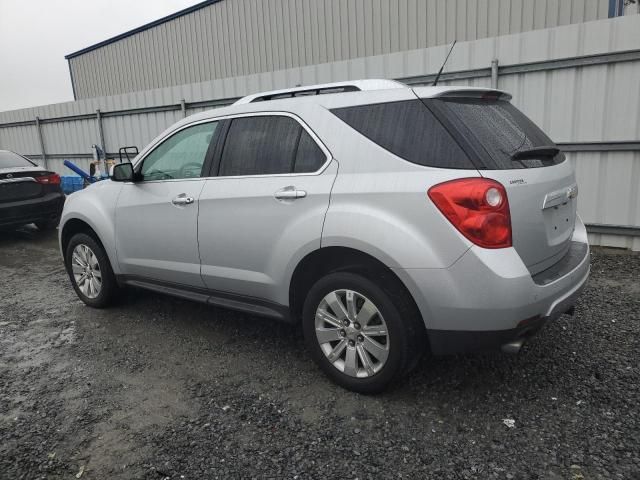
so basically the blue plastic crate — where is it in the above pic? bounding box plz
[60,176,73,194]
[61,175,84,194]
[71,177,84,189]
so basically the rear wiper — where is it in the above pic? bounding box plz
[511,145,559,160]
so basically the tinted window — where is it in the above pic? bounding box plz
[433,98,565,169]
[293,130,326,173]
[220,116,303,176]
[141,122,218,181]
[331,100,473,169]
[0,151,35,169]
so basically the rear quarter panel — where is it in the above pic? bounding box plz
[322,168,476,269]
[308,99,476,269]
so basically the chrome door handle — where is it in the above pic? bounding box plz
[274,187,307,200]
[172,194,195,206]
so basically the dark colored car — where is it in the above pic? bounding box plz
[0,150,65,231]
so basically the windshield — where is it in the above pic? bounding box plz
[0,151,35,169]
[431,98,565,169]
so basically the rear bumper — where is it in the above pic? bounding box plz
[394,216,590,355]
[0,192,65,228]
[426,275,587,355]
[427,316,549,355]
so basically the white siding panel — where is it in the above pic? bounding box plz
[0,125,39,155]
[41,119,98,155]
[101,110,183,152]
[571,151,640,227]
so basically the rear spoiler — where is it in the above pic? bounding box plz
[413,87,512,101]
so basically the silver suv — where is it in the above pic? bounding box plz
[60,80,590,393]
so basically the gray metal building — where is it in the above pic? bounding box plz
[66,0,612,99]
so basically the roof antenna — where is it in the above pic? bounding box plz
[432,40,457,86]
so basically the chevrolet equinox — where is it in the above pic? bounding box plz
[60,80,590,393]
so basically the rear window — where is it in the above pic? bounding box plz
[331,100,474,169]
[0,151,35,169]
[431,98,565,169]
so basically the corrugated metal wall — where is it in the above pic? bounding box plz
[1,15,639,249]
[67,0,610,99]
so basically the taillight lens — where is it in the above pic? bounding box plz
[428,178,512,249]
[36,173,61,185]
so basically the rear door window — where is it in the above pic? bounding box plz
[430,98,565,169]
[331,100,474,169]
[293,130,326,173]
[219,115,326,176]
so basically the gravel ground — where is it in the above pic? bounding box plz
[0,226,638,480]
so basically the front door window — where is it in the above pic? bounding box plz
[140,122,218,181]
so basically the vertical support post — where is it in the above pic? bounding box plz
[181,99,187,118]
[35,116,47,169]
[491,59,499,89]
[96,109,106,154]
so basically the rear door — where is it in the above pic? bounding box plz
[424,94,577,274]
[197,113,336,302]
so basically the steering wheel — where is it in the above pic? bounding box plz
[179,162,203,178]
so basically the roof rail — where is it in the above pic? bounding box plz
[234,79,406,105]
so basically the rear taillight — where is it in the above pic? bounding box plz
[35,173,61,185]
[428,178,512,249]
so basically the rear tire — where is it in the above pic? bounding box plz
[65,233,118,308]
[302,272,424,394]
[35,218,59,231]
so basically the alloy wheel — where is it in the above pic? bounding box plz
[71,244,102,299]
[315,289,389,378]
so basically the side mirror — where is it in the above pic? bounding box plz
[118,146,139,163]
[111,162,134,182]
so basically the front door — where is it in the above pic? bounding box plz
[115,120,219,287]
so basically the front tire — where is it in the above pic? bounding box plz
[302,272,424,394]
[65,233,118,308]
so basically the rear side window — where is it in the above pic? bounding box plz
[294,131,325,173]
[331,100,474,169]
[432,98,565,169]
[0,151,35,169]
[219,116,326,176]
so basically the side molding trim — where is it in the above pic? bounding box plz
[117,275,292,323]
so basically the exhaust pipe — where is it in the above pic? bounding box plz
[501,339,525,354]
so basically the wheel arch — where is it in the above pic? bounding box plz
[60,216,117,274]
[288,246,424,328]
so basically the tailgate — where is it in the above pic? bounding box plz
[417,90,579,275]
[481,162,577,274]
